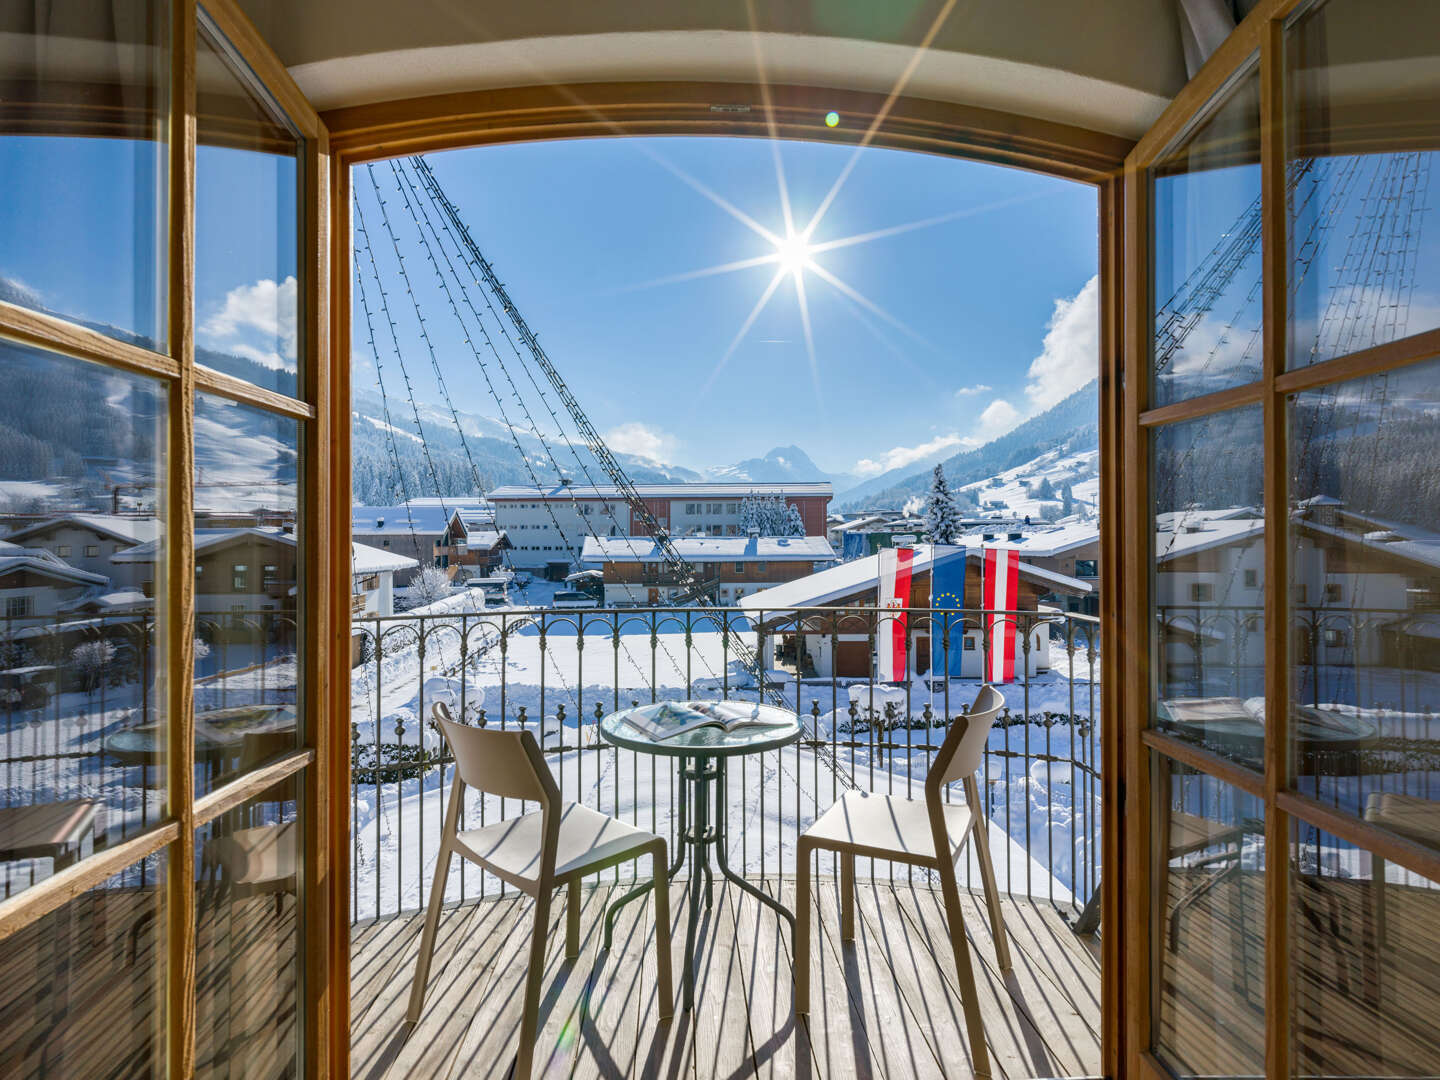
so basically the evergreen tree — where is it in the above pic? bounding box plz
[1062,484,1076,517]
[924,464,961,544]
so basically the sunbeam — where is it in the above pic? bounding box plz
[808,262,936,350]
[600,253,782,296]
[793,268,822,409]
[701,268,789,392]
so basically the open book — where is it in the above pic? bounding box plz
[625,700,777,741]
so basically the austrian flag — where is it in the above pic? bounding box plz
[981,547,1020,683]
[876,546,915,682]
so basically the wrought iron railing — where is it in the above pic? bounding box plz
[347,603,1102,923]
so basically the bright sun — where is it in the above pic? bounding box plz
[774,231,813,277]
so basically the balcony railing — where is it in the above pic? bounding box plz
[348,603,1102,923]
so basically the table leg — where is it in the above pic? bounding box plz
[683,754,701,1012]
[715,758,796,933]
[669,756,686,878]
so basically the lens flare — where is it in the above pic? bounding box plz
[825,111,840,128]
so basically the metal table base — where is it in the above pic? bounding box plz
[603,754,795,1011]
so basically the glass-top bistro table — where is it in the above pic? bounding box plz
[599,699,801,1011]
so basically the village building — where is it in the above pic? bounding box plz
[350,542,419,664]
[579,535,835,606]
[969,521,1102,615]
[491,482,832,569]
[740,544,1091,679]
[2,515,160,590]
[0,540,111,621]
[350,501,492,584]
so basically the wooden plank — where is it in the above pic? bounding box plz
[1138,380,1265,428]
[531,883,608,1078]
[0,299,179,380]
[689,880,756,1080]
[1274,325,1440,395]
[602,882,683,1080]
[727,879,811,1078]
[853,879,1010,1080]
[1141,729,1265,800]
[815,873,943,1079]
[996,899,1102,1031]
[193,750,314,825]
[193,362,316,418]
[792,876,880,1079]
[891,884,1098,1078]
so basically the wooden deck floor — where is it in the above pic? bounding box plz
[350,879,1102,1080]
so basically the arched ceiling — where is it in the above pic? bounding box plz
[233,0,1190,139]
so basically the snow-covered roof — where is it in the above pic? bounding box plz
[488,482,832,499]
[830,515,890,534]
[581,535,835,563]
[112,527,297,563]
[4,514,160,547]
[968,522,1100,557]
[464,529,507,550]
[351,503,459,537]
[351,541,418,576]
[1154,517,1265,562]
[0,550,109,587]
[738,543,1090,613]
[57,590,152,614]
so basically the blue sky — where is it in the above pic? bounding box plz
[352,136,1100,478]
[0,130,1101,480]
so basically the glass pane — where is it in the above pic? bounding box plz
[1151,65,1264,407]
[1287,0,1440,369]
[193,393,299,796]
[194,15,301,398]
[1152,406,1266,770]
[1291,822,1440,1076]
[0,853,166,1077]
[196,782,301,1079]
[0,2,169,348]
[0,339,167,899]
[1289,358,1440,847]
[1152,757,1265,1078]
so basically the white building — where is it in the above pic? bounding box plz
[2,515,160,589]
[0,541,110,620]
[490,482,833,569]
[351,541,417,619]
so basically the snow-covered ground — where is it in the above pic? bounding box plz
[959,446,1099,520]
[348,594,1104,920]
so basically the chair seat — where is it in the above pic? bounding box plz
[456,801,658,888]
[802,791,974,865]
[206,821,297,888]
[1365,791,1440,848]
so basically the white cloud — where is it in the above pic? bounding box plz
[975,398,1021,440]
[605,421,675,463]
[953,383,991,397]
[200,276,299,370]
[1024,274,1098,411]
[852,433,968,478]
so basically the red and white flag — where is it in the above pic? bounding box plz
[876,546,915,682]
[981,547,1020,683]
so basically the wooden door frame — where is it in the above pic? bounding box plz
[1121,1,1440,1078]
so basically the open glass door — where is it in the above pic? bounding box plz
[1123,1,1440,1077]
[0,1,334,1075]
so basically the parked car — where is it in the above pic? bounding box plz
[0,666,56,709]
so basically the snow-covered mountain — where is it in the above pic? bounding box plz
[706,444,856,490]
[838,382,1099,510]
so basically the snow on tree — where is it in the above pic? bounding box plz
[924,464,962,544]
[193,636,211,663]
[407,565,453,608]
[1062,484,1076,517]
[71,639,116,691]
[739,494,804,536]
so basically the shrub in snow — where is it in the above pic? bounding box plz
[406,565,453,608]
[924,464,961,544]
[193,636,211,662]
[71,639,116,691]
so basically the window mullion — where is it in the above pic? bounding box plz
[166,1,199,1076]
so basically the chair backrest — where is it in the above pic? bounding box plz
[928,685,1005,791]
[434,702,557,806]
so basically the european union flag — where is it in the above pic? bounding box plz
[929,545,967,678]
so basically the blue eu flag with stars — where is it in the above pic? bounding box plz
[929,546,967,678]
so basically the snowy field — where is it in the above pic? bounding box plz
[348,584,1104,920]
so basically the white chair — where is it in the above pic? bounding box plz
[795,685,1012,1080]
[408,703,674,1080]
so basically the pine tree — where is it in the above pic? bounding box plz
[1062,484,1076,517]
[924,464,961,544]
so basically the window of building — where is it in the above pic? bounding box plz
[1324,582,1342,603]
[1076,559,1098,578]
[755,561,767,572]
[56,545,71,558]
[232,564,249,591]
[263,564,279,586]
[1189,583,1214,603]
[1243,568,1258,588]
[734,562,745,574]
[5,597,33,619]
[84,544,99,558]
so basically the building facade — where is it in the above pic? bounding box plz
[491,482,832,568]
[580,534,835,606]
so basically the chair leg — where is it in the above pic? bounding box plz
[514,889,552,1080]
[937,858,993,1080]
[840,852,856,942]
[966,775,1011,972]
[405,842,454,1025]
[566,878,581,961]
[650,839,674,1020]
[795,838,813,1015]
